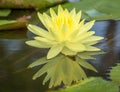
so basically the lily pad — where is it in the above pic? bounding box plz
[110,63,120,85]
[0,9,11,17]
[49,0,120,20]
[0,20,26,30]
[50,78,119,92]
[0,0,65,10]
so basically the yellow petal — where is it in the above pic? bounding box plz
[65,9,69,15]
[66,42,86,52]
[43,13,53,30]
[70,8,76,18]
[60,24,70,40]
[58,5,64,15]
[75,31,95,42]
[83,36,104,43]
[69,19,85,39]
[49,27,61,41]
[37,12,47,28]
[47,44,64,59]
[85,46,101,51]
[77,20,95,36]
[75,11,81,24]
[28,24,53,40]
[50,8,57,18]
[78,19,85,28]
[25,40,51,48]
[83,41,99,45]
[34,36,55,45]
[61,47,77,55]
[37,13,53,32]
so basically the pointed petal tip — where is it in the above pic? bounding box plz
[25,41,29,45]
[47,54,54,59]
[37,12,41,17]
[101,37,104,39]
[78,10,82,14]
[25,41,34,47]
[58,5,64,12]
[27,24,36,31]
[27,65,31,69]
[25,41,33,44]
[27,24,30,27]
[96,36,104,40]
[58,5,62,8]
[72,8,76,11]
[92,20,96,23]
[32,77,36,80]
[37,12,43,19]
[50,7,53,11]
[37,12,42,16]
[47,51,60,59]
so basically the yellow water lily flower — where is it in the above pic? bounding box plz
[26,5,103,59]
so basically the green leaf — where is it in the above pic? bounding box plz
[0,9,11,17]
[30,54,87,88]
[0,20,16,25]
[76,56,97,72]
[50,78,119,92]
[0,0,65,10]
[110,63,120,85]
[0,20,26,30]
[49,0,120,20]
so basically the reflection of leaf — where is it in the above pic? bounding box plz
[50,78,119,92]
[29,54,87,88]
[0,9,11,17]
[110,63,120,85]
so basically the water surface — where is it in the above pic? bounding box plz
[0,20,120,92]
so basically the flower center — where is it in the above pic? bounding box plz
[56,15,73,27]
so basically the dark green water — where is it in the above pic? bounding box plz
[0,20,120,92]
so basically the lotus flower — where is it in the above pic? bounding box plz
[26,5,103,59]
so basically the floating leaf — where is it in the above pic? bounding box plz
[49,0,120,20]
[50,77,119,92]
[110,63,120,85]
[0,20,26,30]
[0,0,65,10]
[0,9,11,17]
